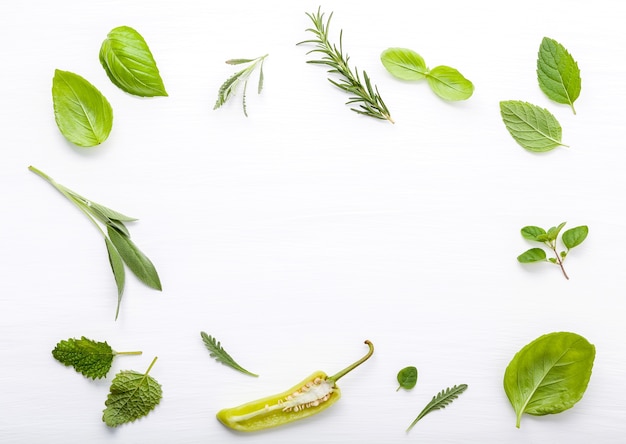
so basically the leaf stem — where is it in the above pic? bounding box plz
[550,245,569,280]
[115,351,143,356]
[328,340,374,383]
[145,356,158,375]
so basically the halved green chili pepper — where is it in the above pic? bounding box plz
[216,339,374,432]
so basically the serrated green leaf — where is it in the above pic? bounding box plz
[500,100,567,152]
[537,37,581,114]
[546,222,567,241]
[520,226,546,241]
[200,332,258,377]
[107,226,162,291]
[105,237,126,320]
[380,48,428,81]
[517,248,547,263]
[103,357,162,427]
[52,69,113,147]
[407,384,468,431]
[99,26,167,97]
[426,65,474,101]
[396,366,418,391]
[562,225,588,249]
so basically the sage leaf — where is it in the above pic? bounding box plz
[426,65,474,101]
[380,48,427,81]
[537,37,581,114]
[99,26,168,97]
[52,69,113,147]
[517,248,547,263]
[105,238,126,320]
[500,100,567,152]
[562,225,588,249]
[520,226,546,241]
[107,226,162,291]
[396,366,418,391]
[504,332,595,428]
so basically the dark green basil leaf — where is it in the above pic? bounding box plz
[107,226,162,291]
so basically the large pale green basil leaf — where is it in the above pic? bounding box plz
[105,237,126,320]
[52,70,113,147]
[100,26,168,97]
[426,65,474,101]
[107,226,162,291]
[537,37,581,114]
[504,332,595,428]
[380,48,427,81]
[500,100,567,152]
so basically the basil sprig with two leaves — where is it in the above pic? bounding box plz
[504,332,595,428]
[29,166,161,319]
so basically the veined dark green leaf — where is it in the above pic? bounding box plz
[105,237,126,320]
[517,248,547,263]
[562,225,588,249]
[426,65,474,101]
[520,226,546,241]
[396,366,418,391]
[380,48,427,81]
[537,37,581,114]
[504,332,595,428]
[99,26,168,97]
[107,226,161,291]
[500,100,567,152]
[52,69,113,147]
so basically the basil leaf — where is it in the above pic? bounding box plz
[562,225,588,249]
[52,69,113,147]
[380,48,427,81]
[105,238,126,320]
[396,366,418,391]
[99,26,168,97]
[537,37,581,114]
[500,100,567,152]
[520,226,546,241]
[504,332,595,428]
[517,248,547,263]
[107,226,162,291]
[426,65,474,101]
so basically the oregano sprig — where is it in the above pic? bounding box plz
[214,54,268,116]
[406,384,468,431]
[200,332,258,377]
[298,8,393,123]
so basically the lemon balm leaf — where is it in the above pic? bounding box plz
[537,37,581,114]
[500,100,567,152]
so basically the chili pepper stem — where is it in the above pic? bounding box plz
[328,340,374,383]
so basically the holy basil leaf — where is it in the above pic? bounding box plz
[500,100,567,152]
[99,26,168,97]
[52,69,113,147]
[562,225,588,249]
[517,248,547,263]
[537,37,581,114]
[107,226,162,291]
[426,65,474,101]
[380,48,427,81]
[504,332,595,428]
[520,226,546,241]
[396,366,418,391]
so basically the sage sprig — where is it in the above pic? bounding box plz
[214,54,268,116]
[29,166,161,319]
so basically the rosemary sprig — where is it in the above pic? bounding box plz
[214,54,268,117]
[406,384,468,431]
[200,332,258,377]
[298,8,393,123]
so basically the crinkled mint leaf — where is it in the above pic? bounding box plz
[537,37,581,114]
[500,100,567,152]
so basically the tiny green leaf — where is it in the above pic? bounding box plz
[406,384,468,431]
[520,226,546,241]
[537,37,581,114]
[107,226,162,291]
[548,257,557,264]
[380,48,428,81]
[396,366,418,391]
[546,222,567,242]
[500,100,567,152]
[426,65,474,101]
[99,26,167,97]
[103,357,162,427]
[562,225,588,249]
[517,248,547,263]
[52,69,113,147]
[200,332,258,377]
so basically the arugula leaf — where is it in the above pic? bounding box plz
[52,336,141,379]
[99,26,168,97]
[396,366,418,391]
[380,48,427,81]
[52,69,113,147]
[406,384,468,431]
[200,332,258,377]
[537,37,581,114]
[107,226,162,291]
[504,332,595,428]
[426,65,474,101]
[500,100,567,152]
[103,357,162,427]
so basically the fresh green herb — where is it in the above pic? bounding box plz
[504,332,595,428]
[537,37,581,114]
[28,166,162,319]
[103,356,162,427]
[214,54,268,116]
[52,336,142,379]
[406,384,468,431]
[500,100,568,152]
[396,366,418,391]
[99,26,167,97]
[517,222,588,280]
[298,8,393,123]
[381,48,474,101]
[200,332,258,377]
[52,69,113,147]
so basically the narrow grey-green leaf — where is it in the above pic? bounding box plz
[62,187,138,222]
[500,100,567,152]
[426,65,474,101]
[225,58,255,65]
[380,48,428,81]
[52,69,113,147]
[107,226,161,291]
[99,26,167,97]
[105,238,126,320]
[562,226,588,249]
[520,226,546,241]
[537,37,581,114]
[517,248,547,263]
